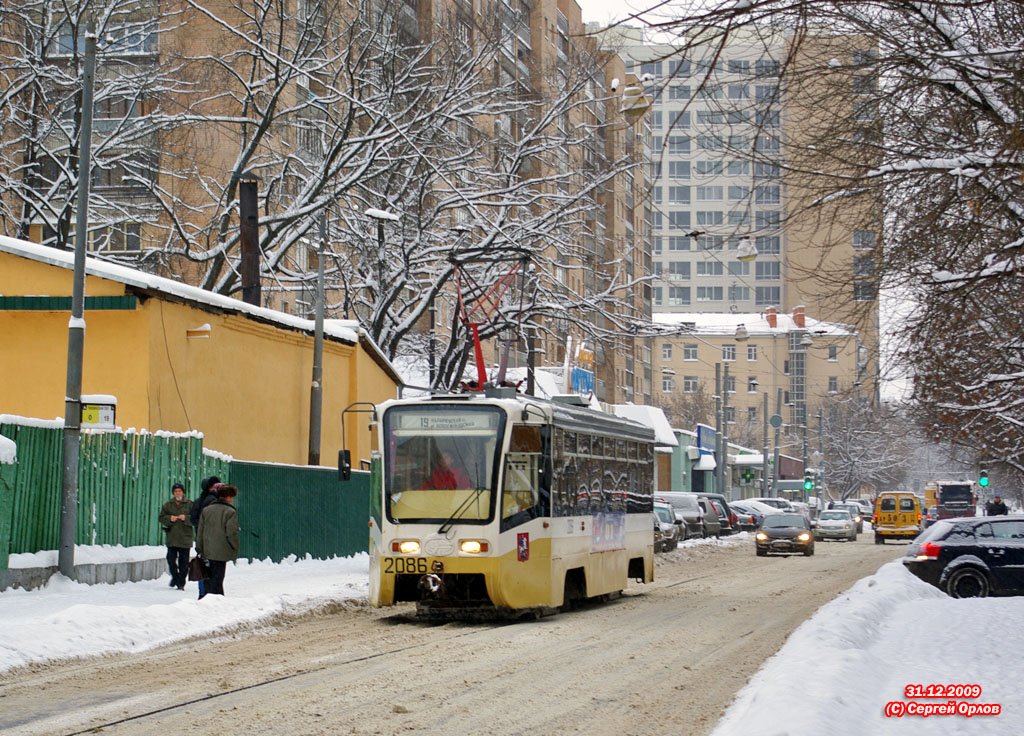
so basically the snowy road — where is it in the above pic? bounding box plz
[0,534,902,736]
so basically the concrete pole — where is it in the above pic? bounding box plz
[771,387,782,496]
[761,391,769,496]
[720,362,730,498]
[714,363,722,494]
[59,24,97,579]
[307,213,326,466]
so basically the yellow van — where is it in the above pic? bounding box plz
[873,492,922,544]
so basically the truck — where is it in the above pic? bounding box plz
[929,480,976,521]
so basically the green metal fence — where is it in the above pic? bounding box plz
[0,419,368,567]
[231,462,369,562]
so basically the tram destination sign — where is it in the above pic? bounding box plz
[394,410,496,431]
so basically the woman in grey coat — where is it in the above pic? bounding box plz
[196,484,239,597]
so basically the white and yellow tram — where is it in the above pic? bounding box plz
[352,388,657,618]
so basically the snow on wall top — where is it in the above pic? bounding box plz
[0,234,403,382]
[0,434,15,464]
[612,404,679,448]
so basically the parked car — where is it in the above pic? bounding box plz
[728,501,761,532]
[696,492,737,535]
[732,499,778,529]
[697,497,722,537]
[750,497,795,512]
[829,502,867,534]
[903,516,1024,597]
[923,505,941,529]
[813,509,857,542]
[755,513,815,556]
[653,501,683,552]
[874,492,922,544]
[655,492,705,540]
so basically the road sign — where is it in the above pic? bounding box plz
[769,414,783,428]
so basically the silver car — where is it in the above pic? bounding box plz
[814,509,857,542]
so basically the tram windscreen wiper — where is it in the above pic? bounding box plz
[438,488,487,535]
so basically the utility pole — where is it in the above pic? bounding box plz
[818,406,825,500]
[771,388,783,496]
[761,391,769,496]
[802,421,809,503]
[307,213,326,466]
[720,362,730,497]
[59,23,97,579]
[714,363,722,494]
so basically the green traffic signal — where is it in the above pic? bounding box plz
[979,471,989,487]
[803,474,814,491]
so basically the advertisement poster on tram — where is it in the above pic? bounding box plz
[591,512,626,552]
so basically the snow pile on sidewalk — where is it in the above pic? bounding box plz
[712,560,1024,736]
[0,553,369,673]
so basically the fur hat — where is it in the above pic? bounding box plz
[171,482,185,493]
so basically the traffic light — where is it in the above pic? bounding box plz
[803,470,814,492]
[979,470,989,487]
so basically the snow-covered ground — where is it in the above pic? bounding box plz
[1,542,1019,734]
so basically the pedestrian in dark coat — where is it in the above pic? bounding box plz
[987,496,1009,516]
[190,476,221,598]
[197,484,239,597]
[159,482,193,590]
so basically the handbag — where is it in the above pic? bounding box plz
[187,556,208,581]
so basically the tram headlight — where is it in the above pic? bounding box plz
[393,540,421,554]
[459,540,489,554]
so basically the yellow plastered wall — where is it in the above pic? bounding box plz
[0,250,398,465]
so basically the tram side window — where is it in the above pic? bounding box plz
[501,425,549,529]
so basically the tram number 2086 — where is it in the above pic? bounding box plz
[383,557,430,574]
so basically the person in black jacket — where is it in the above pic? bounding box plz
[986,496,1009,516]
[190,476,221,597]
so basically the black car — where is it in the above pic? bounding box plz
[903,516,1024,598]
[755,513,815,556]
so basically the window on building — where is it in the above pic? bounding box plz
[697,286,723,301]
[669,85,691,100]
[755,109,780,128]
[671,110,691,128]
[696,186,724,201]
[728,185,750,201]
[697,110,725,125]
[697,235,724,250]
[695,160,724,176]
[669,211,692,230]
[727,85,750,99]
[722,344,736,361]
[727,110,750,124]
[651,110,663,129]
[669,261,691,280]
[853,230,876,250]
[747,345,758,361]
[683,375,698,393]
[653,262,663,276]
[755,59,780,76]
[642,61,662,77]
[729,285,750,301]
[669,287,691,305]
[668,236,691,251]
[90,222,142,252]
[652,186,663,205]
[652,286,663,305]
[755,84,778,101]
[668,186,691,204]
[755,185,780,204]
[697,85,723,99]
[728,212,750,227]
[697,210,724,226]
[725,406,736,424]
[728,135,749,149]
[669,161,691,180]
[754,161,781,179]
[697,261,723,276]
[683,343,698,361]
[754,134,780,152]
[755,286,780,305]
[669,135,691,155]
[697,135,724,150]
[725,374,736,393]
[728,59,750,74]
[747,376,758,393]
[852,49,877,67]
[653,236,663,254]
[854,254,875,277]
[651,211,663,229]
[755,235,780,254]
[755,211,781,230]
[671,59,691,77]
[748,406,758,422]
[755,261,781,280]
[662,343,673,360]
[695,59,724,75]
[728,261,749,276]
[854,282,876,301]
[828,345,838,361]
[828,376,838,393]
[662,374,675,392]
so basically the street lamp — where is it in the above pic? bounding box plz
[736,236,757,262]
[734,323,749,342]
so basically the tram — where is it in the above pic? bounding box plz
[344,387,657,618]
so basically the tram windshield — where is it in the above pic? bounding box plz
[383,404,505,523]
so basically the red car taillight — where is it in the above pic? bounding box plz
[915,542,941,561]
